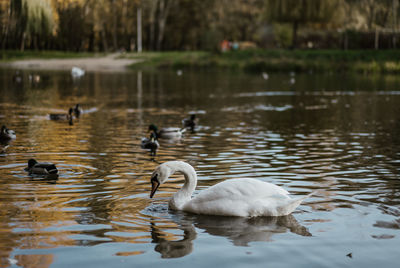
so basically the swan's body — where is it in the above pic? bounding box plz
[150,161,313,217]
[0,125,16,142]
[148,124,185,139]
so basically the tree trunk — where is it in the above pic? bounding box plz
[149,0,158,50]
[20,32,26,51]
[156,0,174,51]
[111,0,118,51]
[1,1,12,50]
[375,28,379,50]
[393,0,398,48]
[122,0,128,50]
[137,7,142,52]
[291,21,298,49]
[33,35,38,50]
[101,28,108,52]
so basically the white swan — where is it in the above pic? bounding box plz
[150,161,314,217]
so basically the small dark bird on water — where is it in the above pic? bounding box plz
[24,159,58,175]
[141,132,160,156]
[73,104,82,118]
[0,125,16,142]
[49,108,74,125]
[148,124,185,140]
[182,114,197,132]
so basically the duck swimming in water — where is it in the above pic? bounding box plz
[24,159,58,175]
[0,125,16,142]
[141,131,160,156]
[182,114,197,132]
[49,108,74,125]
[148,124,185,140]
[150,161,314,217]
[73,104,83,118]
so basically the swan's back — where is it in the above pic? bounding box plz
[193,178,289,201]
[183,178,306,217]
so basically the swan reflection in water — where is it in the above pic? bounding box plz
[150,212,311,258]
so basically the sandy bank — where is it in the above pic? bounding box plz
[0,53,141,72]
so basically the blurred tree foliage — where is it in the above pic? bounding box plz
[264,0,344,48]
[0,0,399,51]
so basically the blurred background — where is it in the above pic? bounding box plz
[1,0,399,52]
[1,1,400,267]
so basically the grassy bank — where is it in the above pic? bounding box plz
[2,49,400,74]
[0,50,100,61]
[124,49,400,74]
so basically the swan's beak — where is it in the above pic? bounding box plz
[150,179,160,198]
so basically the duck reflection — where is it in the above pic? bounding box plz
[150,213,311,258]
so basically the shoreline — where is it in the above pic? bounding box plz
[2,49,400,74]
[0,53,141,72]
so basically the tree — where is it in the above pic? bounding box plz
[264,0,342,48]
[22,0,55,50]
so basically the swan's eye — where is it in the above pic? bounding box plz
[151,174,158,183]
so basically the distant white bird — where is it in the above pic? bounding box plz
[289,77,296,85]
[71,67,85,77]
[28,74,41,84]
[262,72,269,80]
[177,70,183,76]
[13,71,23,84]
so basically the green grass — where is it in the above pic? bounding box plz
[0,50,102,61]
[123,51,212,69]
[2,49,400,74]
[124,49,400,74]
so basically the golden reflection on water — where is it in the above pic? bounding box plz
[1,70,400,266]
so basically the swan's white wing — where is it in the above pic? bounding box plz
[183,178,293,217]
[194,178,289,201]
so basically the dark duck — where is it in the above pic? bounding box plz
[49,108,74,125]
[0,125,16,142]
[24,159,58,175]
[73,104,83,118]
[141,131,160,156]
[182,114,197,132]
[148,124,185,140]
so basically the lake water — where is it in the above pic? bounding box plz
[0,68,399,267]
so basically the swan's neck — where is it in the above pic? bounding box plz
[168,161,197,210]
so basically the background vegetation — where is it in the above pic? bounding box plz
[1,0,400,52]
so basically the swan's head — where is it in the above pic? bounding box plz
[150,162,174,198]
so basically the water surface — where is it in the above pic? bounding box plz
[0,69,400,267]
